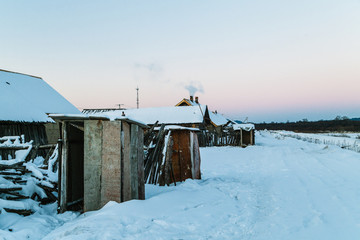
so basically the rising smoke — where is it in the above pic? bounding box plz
[184,81,204,96]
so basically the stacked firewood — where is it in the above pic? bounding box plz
[144,124,177,186]
[0,136,58,216]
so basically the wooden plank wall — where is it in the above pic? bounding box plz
[82,120,144,212]
[172,130,193,182]
[101,121,121,207]
[83,120,103,212]
[59,119,145,213]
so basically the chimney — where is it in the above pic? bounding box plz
[190,96,194,102]
[195,96,199,104]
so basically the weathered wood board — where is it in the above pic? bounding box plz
[84,120,103,212]
[101,121,121,207]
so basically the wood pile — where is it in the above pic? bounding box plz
[144,124,177,186]
[144,124,202,186]
[0,136,58,216]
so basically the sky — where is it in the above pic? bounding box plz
[1,0,360,123]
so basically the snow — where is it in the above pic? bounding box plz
[0,204,78,240]
[48,114,149,129]
[0,138,60,230]
[273,130,360,153]
[0,199,40,212]
[82,104,231,127]
[90,106,206,125]
[208,110,230,126]
[47,145,59,182]
[0,136,29,147]
[3,131,360,239]
[0,136,32,165]
[24,162,45,180]
[232,123,255,131]
[154,125,199,131]
[0,70,80,122]
[160,130,171,176]
[83,105,229,127]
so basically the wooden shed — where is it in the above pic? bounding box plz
[50,115,148,213]
[145,125,201,186]
[232,124,255,147]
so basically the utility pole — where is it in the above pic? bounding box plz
[136,86,139,109]
[116,104,124,109]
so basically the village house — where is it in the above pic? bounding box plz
[175,96,231,131]
[0,69,80,158]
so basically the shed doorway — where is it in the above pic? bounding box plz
[60,121,84,212]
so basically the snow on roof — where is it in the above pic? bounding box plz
[0,70,80,123]
[232,123,255,131]
[89,106,206,125]
[209,111,230,126]
[49,113,149,128]
[154,125,200,131]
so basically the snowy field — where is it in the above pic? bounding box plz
[2,131,360,239]
[273,130,360,153]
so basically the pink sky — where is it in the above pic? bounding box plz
[1,1,359,122]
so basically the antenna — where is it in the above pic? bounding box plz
[136,86,139,109]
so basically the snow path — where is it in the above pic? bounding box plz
[3,131,360,239]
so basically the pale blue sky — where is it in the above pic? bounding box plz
[1,0,360,122]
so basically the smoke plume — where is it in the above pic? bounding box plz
[184,81,204,96]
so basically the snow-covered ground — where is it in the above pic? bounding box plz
[2,131,360,239]
[273,130,360,152]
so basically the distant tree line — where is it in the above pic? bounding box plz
[255,118,360,132]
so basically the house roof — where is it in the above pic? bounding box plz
[232,123,255,131]
[86,106,207,125]
[153,125,200,131]
[208,111,231,127]
[175,98,199,106]
[175,98,229,127]
[0,69,80,123]
[49,114,149,129]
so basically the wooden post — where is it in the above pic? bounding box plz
[130,124,139,199]
[137,126,145,199]
[84,120,103,212]
[57,123,63,212]
[59,121,68,213]
[163,136,173,186]
[121,121,131,202]
[250,130,254,145]
[240,129,243,147]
